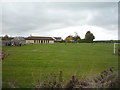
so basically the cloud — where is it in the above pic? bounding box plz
[2,2,118,40]
[43,25,118,40]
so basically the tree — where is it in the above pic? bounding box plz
[74,35,81,42]
[85,31,95,43]
[2,35,10,40]
[74,32,81,42]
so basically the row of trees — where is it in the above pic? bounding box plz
[65,31,95,43]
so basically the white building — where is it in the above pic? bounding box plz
[25,36,54,44]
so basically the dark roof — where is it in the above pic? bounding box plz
[53,37,62,41]
[53,37,62,39]
[25,36,54,40]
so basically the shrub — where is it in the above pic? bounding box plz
[33,67,119,88]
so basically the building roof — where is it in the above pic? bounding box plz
[25,36,54,40]
[53,37,62,39]
[53,37,62,41]
[11,37,25,41]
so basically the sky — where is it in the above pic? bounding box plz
[1,2,118,40]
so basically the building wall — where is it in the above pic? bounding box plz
[26,39,54,44]
[49,40,54,43]
[26,40,34,44]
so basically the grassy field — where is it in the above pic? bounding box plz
[2,43,118,88]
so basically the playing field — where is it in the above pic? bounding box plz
[2,43,118,88]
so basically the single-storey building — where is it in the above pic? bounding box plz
[53,37,62,43]
[11,37,26,45]
[25,36,54,44]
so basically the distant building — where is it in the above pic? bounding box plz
[25,36,54,44]
[53,37,62,43]
[11,37,26,44]
[65,35,74,42]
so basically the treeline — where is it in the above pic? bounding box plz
[93,40,120,43]
[61,40,120,43]
[63,31,119,43]
[64,31,95,43]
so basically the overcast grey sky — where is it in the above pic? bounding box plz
[1,2,118,40]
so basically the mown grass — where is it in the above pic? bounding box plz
[2,43,118,88]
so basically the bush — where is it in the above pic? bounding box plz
[33,67,119,88]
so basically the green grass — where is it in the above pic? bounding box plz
[2,43,118,88]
